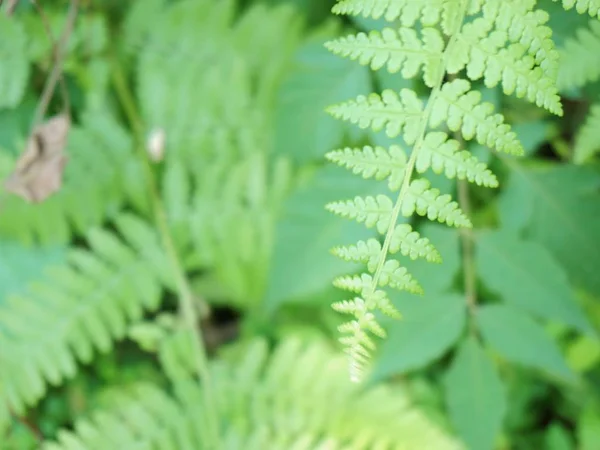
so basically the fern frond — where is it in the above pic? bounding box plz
[325,27,445,87]
[43,338,464,449]
[389,224,442,262]
[403,179,472,227]
[431,79,524,155]
[326,145,407,190]
[574,103,600,163]
[417,131,499,186]
[553,0,600,17]
[378,259,424,293]
[558,20,600,89]
[483,0,559,79]
[449,18,562,115]
[332,239,382,271]
[0,215,169,417]
[327,89,424,144]
[332,0,481,34]
[325,0,551,379]
[332,224,440,270]
[326,195,394,233]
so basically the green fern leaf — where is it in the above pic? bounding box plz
[378,259,424,293]
[449,18,563,115]
[553,0,600,17]
[325,27,445,87]
[484,0,559,79]
[332,223,441,270]
[327,88,424,143]
[325,0,545,380]
[332,239,382,271]
[326,195,394,233]
[389,224,442,262]
[402,179,472,227]
[331,0,481,34]
[574,103,600,163]
[417,131,499,186]
[42,338,464,449]
[326,144,407,190]
[0,215,169,417]
[558,20,600,89]
[431,80,524,155]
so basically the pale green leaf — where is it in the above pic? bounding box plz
[498,164,600,294]
[275,41,371,162]
[0,16,29,109]
[445,337,506,450]
[476,231,592,334]
[265,166,385,310]
[477,304,576,381]
[373,294,466,379]
[578,405,600,450]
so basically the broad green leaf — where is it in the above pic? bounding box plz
[264,165,384,310]
[477,304,576,382]
[0,241,67,304]
[0,16,29,109]
[373,293,466,380]
[476,231,592,334]
[498,164,600,294]
[274,40,371,162]
[445,337,506,450]
[578,404,600,450]
[567,335,600,373]
[545,422,575,450]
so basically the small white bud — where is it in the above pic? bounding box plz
[146,128,166,162]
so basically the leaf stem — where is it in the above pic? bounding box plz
[111,54,220,447]
[457,180,477,323]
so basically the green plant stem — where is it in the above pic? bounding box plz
[457,180,477,324]
[368,0,470,294]
[111,56,221,448]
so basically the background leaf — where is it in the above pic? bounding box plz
[445,337,506,450]
[498,164,600,294]
[274,40,372,162]
[373,293,466,380]
[264,165,384,310]
[477,304,576,382]
[0,16,29,109]
[476,231,592,333]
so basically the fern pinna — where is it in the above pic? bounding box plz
[324,0,565,381]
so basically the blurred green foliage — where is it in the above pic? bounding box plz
[0,0,599,449]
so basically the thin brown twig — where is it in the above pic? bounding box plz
[9,409,43,442]
[3,0,20,16]
[31,0,78,130]
[30,0,71,117]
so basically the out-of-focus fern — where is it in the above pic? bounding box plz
[555,8,600,163]
[574,102,600,163]
[0,15,29,109]
[134,0,300,308]
[0,113,148,244]
[0,215,171,428]
[325,0,566,381]
[557,19,600,90]
[553,0,600,17]
[43,336,464,450]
